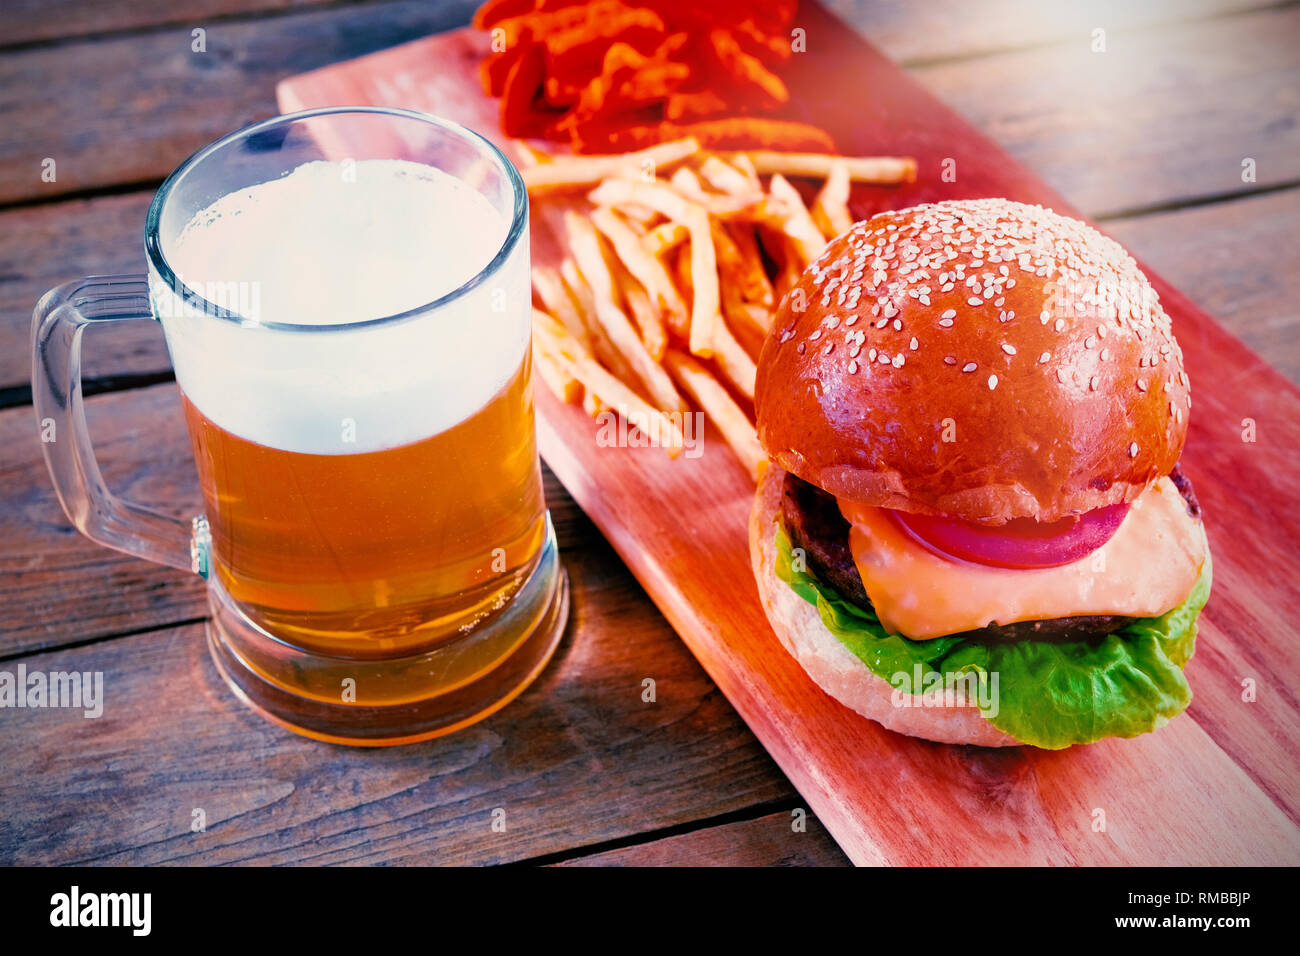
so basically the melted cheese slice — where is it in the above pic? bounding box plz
[839,478,1207,639]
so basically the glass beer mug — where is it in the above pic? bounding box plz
[31,107,569,745]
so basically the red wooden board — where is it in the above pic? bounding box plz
[278,4,1300,864]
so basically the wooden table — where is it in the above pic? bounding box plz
[1,0,1296,866]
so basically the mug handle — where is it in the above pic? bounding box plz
[31,275,209,577]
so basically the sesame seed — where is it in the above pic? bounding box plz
[1101,348,1111,361]
[944,355,957,365]
[893,318,903,331]
[893,353,905,368]
[848,359,859,373]
[1136,379,1147,391]
[962,362,977,372]
[967,297,982,306]
[1001,343,1017,355]
[941,309,956,319]
[988,374,998,390]
[1129,442,1139,458]
[909,336,919,350]
[1090,375,1100,391]
[1055,318,1066,332]
[868,348,877,360]
[1038,351,1050,363]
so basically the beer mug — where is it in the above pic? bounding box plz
[31,107,570,745]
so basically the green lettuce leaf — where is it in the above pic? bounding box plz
[773,522,1212,749]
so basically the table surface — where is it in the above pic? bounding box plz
[1,0,1296,866]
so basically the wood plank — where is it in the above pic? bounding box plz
[0,0,1268,56]
[0,606,798,865]
[0,385,207,654]
[0,192,165,402]
[277,5,1300,865]
[554,810,850,866]
[1103,188,1300,383]
[911,5,1300,217]
[828,0,1279,66]
[0,1,342,48]
[0,0,481,204]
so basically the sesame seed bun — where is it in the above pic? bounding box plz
[749,463,1018,747]
[755,199,1190,524]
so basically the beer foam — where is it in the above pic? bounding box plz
[155,159,530,454]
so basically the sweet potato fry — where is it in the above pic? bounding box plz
[577,117,835,153]
[500,42,551,138]
[707,29,788,107]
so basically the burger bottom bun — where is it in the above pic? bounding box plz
[749,464,1020,748]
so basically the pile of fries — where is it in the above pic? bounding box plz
[524,137,917,478]
[473,0,834,154]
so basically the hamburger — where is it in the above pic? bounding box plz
[750,198,1212,749]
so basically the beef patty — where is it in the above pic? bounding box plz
[780,465,1200,643]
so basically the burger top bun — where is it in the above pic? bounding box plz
[755,199,1191,524]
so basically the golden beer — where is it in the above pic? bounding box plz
[181,354,545,660]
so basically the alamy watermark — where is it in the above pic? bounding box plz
[890,664,999,718]
[0,664,103,718]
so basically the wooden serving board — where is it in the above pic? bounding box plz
[278,3,1300,865]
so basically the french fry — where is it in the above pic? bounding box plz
[550,345,686,457]
[530,308,584,404]
[712,220,773,310]
[590,205,687,345]
[533,341,584,405]
[764,173,827,265]
[522,137,700,193]
[642,221,689,257]
[725,223,775,308]
[667,165,760,216]
[721,289,771,362]
[697,154,763,200]
[770,231,805,301]
[729,152,762,190]
[561,210,685,412]
[664,350,764,480]
[588,178,718,357]
[613,265,670,358]
[532,265,591,349]
[811,159,853,239]
[561,252,640,386]
[709,314,757,400]
[734,151,917,184]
